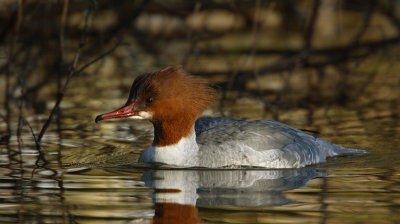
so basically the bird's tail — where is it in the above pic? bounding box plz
[317,138,367,157]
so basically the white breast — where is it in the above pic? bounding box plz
[139,130,199,167]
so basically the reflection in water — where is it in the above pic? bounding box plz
[0,164,320,223]
[1,153,400,223]
[144,169,321,207]
[143,168,321,223]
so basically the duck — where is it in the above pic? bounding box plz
[95,65,365,168]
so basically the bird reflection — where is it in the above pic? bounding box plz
[142,168,322,223]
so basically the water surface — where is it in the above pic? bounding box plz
[1,75,400,224]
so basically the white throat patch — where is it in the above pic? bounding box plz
[128,111,154,120]
[138,111,153,119]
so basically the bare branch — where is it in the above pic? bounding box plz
[304,0,321,50]
[75,40,121,75]
[352,0,377,45]
[192,35,400,79]
[37,4,93,143]
[37,5,121,143]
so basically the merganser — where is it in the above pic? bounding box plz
[95,66,365,168]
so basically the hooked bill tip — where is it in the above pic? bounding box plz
[95,114,103,123]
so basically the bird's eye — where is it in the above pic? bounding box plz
[146,97,154,103]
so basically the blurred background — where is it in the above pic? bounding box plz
[1,0,400,132]
[1,1,400,223]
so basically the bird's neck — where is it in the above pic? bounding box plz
[152,115,197,147]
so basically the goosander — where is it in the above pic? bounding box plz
[95,66,365,168]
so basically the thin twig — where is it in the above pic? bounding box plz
[55,0,70,167]
[0,6,17,44]
[24,118,48,181]
[75,40,121,75]
[191,34,400,81]
[59,0,69,58]
[304,0,321,50]
[249,0,267,118]
[99,0,151,44]
[5,0,24,163]
[37,5,93,143]
[191,35,400,56]
[16,97,24,163]
[23,118,40,153]
[382,1,400,30]
[4,58,11,146]
[352,0,376,45]
[37,4,120,144]
[16,47,33,165]
[181,2,202,67]
[219,56,248,117]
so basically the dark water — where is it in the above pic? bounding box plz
[1,75,400,224]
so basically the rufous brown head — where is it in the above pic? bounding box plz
[95,65,216,126]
